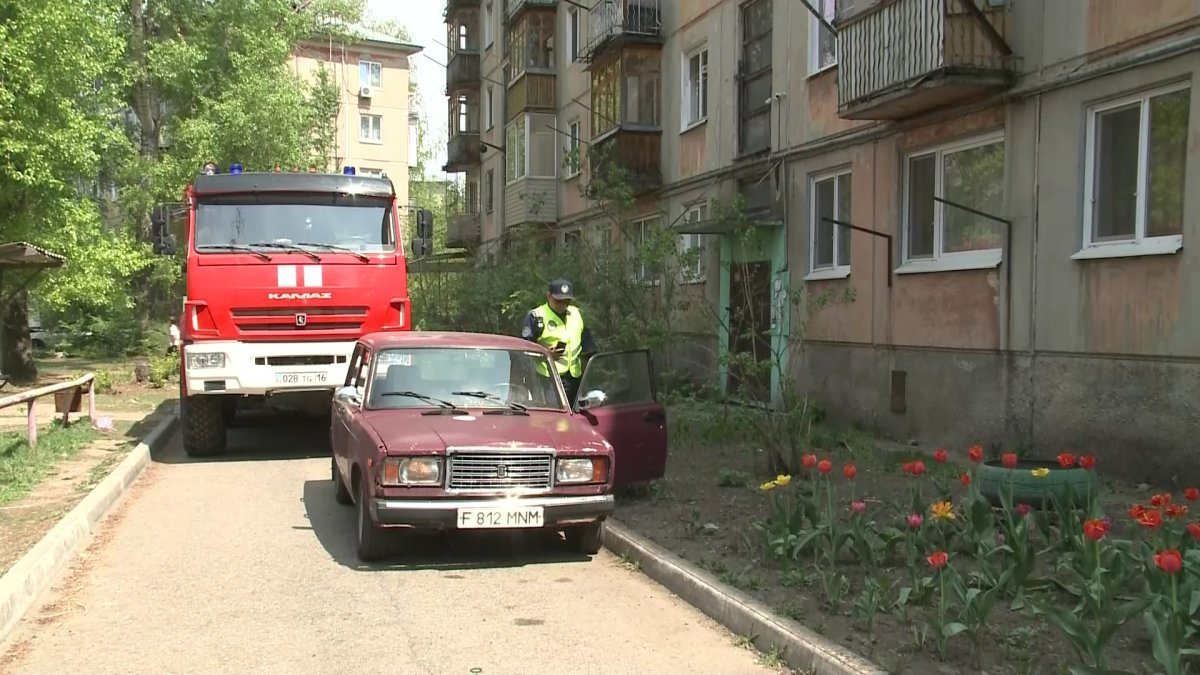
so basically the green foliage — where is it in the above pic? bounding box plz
[0,418,102,506]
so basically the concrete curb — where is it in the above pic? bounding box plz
[602,518,888,675]
[0,405,179,646]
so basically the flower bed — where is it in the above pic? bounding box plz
[615,404,1198,674]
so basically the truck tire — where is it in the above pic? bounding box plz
[565,522,603,555]
[182,394,226,458]
[332,457,352,505]
[221,396,238,427]
[355,473,386,562]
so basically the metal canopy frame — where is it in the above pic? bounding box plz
[0,242,66,307]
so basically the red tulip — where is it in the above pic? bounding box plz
[817,459,832,475]
[1154,549,1183,575]
[960,473,971,487]
[968,445,984,463]
[1057,452,1075,468]
[1078,454,1096,470]
[1137,509,1164,530]
[851,500,867,514]
[1167,504,1189,519]
[1150,493,1172,508]
[1187,523,1200,541]
[801,454,818,469]
[1083,518,1108,541]
[933,448,948,464]
[1001,453,1018,469]
[843,463,857,480]
[1185,487,1199,502]
[927,551,948,568]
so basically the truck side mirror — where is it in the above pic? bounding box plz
[151,204,175,256]
[416,208,434,240]
[410,237,432,257]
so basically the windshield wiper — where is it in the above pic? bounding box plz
[453,391,530,415]
[380,391,468,415]
[294,242,370,262]
[248,241,321,261]
[195,244,271,261]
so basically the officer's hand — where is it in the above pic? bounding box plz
[550,346,566,358]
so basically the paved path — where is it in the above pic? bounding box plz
[1,413,780,675]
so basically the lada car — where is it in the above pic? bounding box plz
[329,331,669,562]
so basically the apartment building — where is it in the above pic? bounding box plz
[291,24,421,211]
[444,0,1200,485]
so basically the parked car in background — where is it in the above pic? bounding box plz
[329,331,669,562]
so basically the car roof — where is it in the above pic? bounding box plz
[358,330,548,352]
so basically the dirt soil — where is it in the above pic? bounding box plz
[0,406,172,577]
[614,412,1158,675]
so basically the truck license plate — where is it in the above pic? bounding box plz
[275,372,328,385]
[456,506,544,529]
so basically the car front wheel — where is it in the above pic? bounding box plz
[355,474,386,562]
[332,458,352,505]
[565,522,603,555]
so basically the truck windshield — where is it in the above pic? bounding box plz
[195,194,396,253]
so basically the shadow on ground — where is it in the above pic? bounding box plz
[152,408,332,464]
[300,479,592,572]
[123,398,177,441]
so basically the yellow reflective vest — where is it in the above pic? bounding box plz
[531,303,584,378]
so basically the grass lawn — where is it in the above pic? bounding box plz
[0,419,101,506]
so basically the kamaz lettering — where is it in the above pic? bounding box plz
[268,292,333,301]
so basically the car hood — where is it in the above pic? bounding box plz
[361,408,608,454]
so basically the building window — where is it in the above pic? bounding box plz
[453,94,480,134]
[679,204,709,283]
[1081,83,1189,256]
[739,0,772,157]
[527,114,556,177]
[565,119,581,177]
[808,0,836,74]
[466,179,480,213]
[506,119,526,182]
[626,215,661,282]
[809,170,851,277]
[683,46,708,129]
[359,114,382,143]
[591,52,661,137]
[484,1,493,47]
[508,11,554,80]
[903,134,1005,265]
[563,228,582,252]
[360,167,384,178]
[567,7,580,62]
[485,169,495,213]
[591,59,620,137]
[486,86,495,130]
[359,60,382,89]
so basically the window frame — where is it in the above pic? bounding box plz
[807,0,837,76]
[1074,82,1189,261]
[564,119,582,178]
[628,215,661,284]
[358,60,382,89]
[483,1,494,48]
[897,132,1006,275]
[505,118,528,183]
[678,204,709,283]
[567,6,580,63]
[738,0,773,158]
[806,168,853,281]
[485,168,495,213]
[359,113,383,144]
[486,86,495,130]
[682,45,709,131]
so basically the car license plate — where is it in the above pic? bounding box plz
[456,506,544,529]
[274,372,328,385]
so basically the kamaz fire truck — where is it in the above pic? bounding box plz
[153,166,433,458]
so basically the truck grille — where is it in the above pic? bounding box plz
[447,452,554,491]
[231,306,368,333]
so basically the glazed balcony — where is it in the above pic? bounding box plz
[446,211,482,249]
[445,132,481,173]
[446,50,480,92]
[444,0,480,15]
[505,71,555,119]
[504,0,555,23]
[836,0,1016,120]
[589,129,662,195]
[584,0,663,62]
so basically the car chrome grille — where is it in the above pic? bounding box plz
[447,452,554,491]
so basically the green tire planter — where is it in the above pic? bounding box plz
[976,459,1098,510]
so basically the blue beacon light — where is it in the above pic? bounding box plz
[229,163,244,174]
[343,166,356,176]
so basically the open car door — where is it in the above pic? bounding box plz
[574,349,668,489]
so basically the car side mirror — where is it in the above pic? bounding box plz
[576,389,607,411]
[334,385,362,407]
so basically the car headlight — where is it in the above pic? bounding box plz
[187,353,226,369]
[381,457,442,486]
[557,457,607,484]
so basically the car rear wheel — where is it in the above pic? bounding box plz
[355,474,386,562]
[332,458,352,505]
[565,522,603,555]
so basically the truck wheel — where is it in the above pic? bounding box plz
[221,396,238,427]
[355,473,386,562]
[181,395,226,458]
[332,457,352,505]
[565,522,604,555]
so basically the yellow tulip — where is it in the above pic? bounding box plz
[760,481,777,492]
[1031,467,1050,478]
[775,474,792,487]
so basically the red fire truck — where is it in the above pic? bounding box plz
[153,166,433,458]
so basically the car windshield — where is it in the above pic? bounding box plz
[195,193,396,253]
[366,347,566,411]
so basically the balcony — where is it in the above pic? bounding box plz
[445,132,481,173]
[583,0,663,62]
[444,0,480,14]
[836,0,1016,120]
[505,72,555,119]
[504,0,555,23]
[589,129,662,195]
[446,211,482,249]
[446,50,480,92]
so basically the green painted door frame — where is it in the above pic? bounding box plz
[717,225,789,408]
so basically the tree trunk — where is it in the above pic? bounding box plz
[129,0,158,243]
[2,288,38,384]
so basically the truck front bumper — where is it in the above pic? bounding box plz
[371,494,615,530]
[182,340,355,396]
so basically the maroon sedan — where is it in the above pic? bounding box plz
[329,331,669,562]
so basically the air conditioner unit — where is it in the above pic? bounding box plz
[359,85,374,98]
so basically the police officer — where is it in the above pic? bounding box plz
[521,278,597,404]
